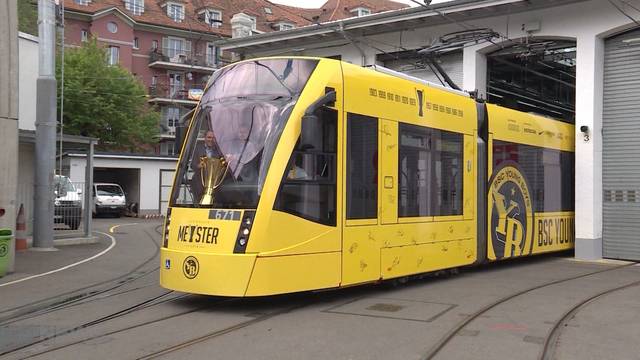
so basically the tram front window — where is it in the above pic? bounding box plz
[171,59,319,209]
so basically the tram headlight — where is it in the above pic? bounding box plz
[234,211,255,253]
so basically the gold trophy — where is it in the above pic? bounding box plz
[199,156,228,205]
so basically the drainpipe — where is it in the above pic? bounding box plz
[337,21,366,66]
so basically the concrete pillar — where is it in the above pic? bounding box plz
[0,0,19,272]
[462,43,488,100]
[574,33,604,260]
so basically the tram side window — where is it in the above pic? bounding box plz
[398,123,463,217]
[346,113,378,219]
[274,108,337,225]
[493,141,574,212]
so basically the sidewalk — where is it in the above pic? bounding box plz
[0,233,112,312]
[0,219,160,315]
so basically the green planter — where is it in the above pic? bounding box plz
[0,228,13,277]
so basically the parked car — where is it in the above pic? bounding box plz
[93,183,126,217]
[54,175,82,230]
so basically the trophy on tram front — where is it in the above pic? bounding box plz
[199,156,228,205]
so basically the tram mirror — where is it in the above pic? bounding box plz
[301,113,321,149]
[174,124,185,155]
[301,91,336,149]
[175,109,195,155]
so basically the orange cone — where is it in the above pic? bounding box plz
[15,204,27,251]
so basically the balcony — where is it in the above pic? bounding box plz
[148,48,218,73]
[148,82,204,106]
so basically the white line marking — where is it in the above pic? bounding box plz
[110,223,138,233]
[0,231,117,288]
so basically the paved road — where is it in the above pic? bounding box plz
[0,219,638,360]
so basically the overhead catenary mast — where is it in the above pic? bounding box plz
[33,0,58,250]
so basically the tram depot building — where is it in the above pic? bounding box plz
[218,0,640,262]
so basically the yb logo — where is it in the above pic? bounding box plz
[488,163,533,260]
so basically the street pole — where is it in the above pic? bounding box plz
[33,0,58,250]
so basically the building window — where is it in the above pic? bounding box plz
[161,141,176,156]
[107,46,119,65]
[107,21,118,34]
[74,0,89,5]
[166,107,179,129]
[249,16,257,31]
[264,7,272,14]
[204,9,222,27]
[167,3,184,22]
[151,40,158,50]
[278,23,294,31]
[125,0,144,15]
[163,37,187,60]
[133,37,139,49]
[151,75,157,86]
[351,7,371,17]
[81,29,88,42]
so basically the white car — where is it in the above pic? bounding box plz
[54,175,83,229]
[93,183,126,217]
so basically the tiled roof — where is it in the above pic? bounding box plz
[64,0,409,37]
[64,0,231,36]
[317,0,408,22]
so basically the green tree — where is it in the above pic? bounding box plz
[58,40,159,152]
[18,0,38,36]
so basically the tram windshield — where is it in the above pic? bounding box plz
[171,59,319,209]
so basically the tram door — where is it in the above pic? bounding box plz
[342,113,382,286]
[379,119,399,225]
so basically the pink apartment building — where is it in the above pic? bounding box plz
[63,0,407,155]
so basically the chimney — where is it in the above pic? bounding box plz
[231,13,253,39]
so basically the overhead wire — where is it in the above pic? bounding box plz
[618,0,640,14]
[608,0,640,27]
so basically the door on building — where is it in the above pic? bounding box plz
[206,43,217,67]
[603,29,640,261]
[168,73,183,98]
[160,169,175,215]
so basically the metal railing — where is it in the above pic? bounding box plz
[148,82,205,101]
[54,181,86,233]
[148,47,217,68]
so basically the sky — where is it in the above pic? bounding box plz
[269,0,452,8]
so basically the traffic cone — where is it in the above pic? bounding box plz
[15,204,27,251]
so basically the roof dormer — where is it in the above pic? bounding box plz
[197,8,222,28]
[159,1,185,23]
[124,0,144,15]
[350,7,371,17]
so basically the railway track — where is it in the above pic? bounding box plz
[0,226,162,326]
[422,262,639,360]
[539,276,640,360]
[0,224,167,357]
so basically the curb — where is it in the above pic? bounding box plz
[54,236,100,246]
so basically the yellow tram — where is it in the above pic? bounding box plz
[160,57,575,296]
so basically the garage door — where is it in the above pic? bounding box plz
[159,169,175,215]
[603,29,640,260]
